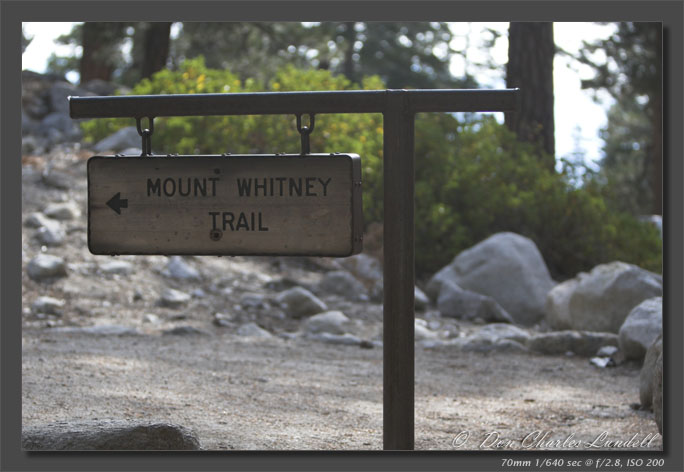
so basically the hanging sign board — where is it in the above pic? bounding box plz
[87,154,363,256]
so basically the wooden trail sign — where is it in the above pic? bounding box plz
[87,153,363,256]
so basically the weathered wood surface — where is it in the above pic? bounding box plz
[88,154,362,256]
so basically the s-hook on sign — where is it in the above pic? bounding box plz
[87,153,363,256]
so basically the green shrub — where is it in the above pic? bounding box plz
[81,59,662,279]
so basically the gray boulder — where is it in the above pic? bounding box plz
[318,270,369,301]
[437,281,513,323]
[568,262,662,333]
[22,420,200,450]
[338,253,383,300]
[639,335,662,409]
[303,311,350,335]
[276,287,327,318]
[618,297,662,360]
[39,112,82,142]
[527,330,618,357]
[426,264,458,301]
[27,254,67,280]
[545,277,580,330]
[414,286,430,311]
[430,232,555,325]
[94,126,141,153]
[50,81,93,114]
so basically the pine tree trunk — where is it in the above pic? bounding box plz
[505,22,555,170]
[141,23,172,80]
[80,23,125,83]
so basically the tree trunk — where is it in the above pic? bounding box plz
[141,22,172,79]
[80,23,125,83]
[505,22,555,169]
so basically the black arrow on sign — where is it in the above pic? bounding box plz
[106,192,128,215]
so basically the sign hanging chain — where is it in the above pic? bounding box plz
[136,117,155,156]
[295,113,315,155]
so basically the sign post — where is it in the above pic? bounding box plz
[71,88,518,450]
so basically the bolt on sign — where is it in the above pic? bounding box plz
[87,154,363,256]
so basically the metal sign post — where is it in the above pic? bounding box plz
[70,88,518,450]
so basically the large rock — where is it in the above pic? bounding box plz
[568,262,662,333]
[50,81,93,114]
[318,271,369,301]
[302,311,350,335]
[618,297,662,360]
[653,351,663,435]
[431,233,555,325]
[338,253,383,300]
[27,254,67,281]
[22,420,200,450]
[275,287,327,318]
[39,112,82,142]
[94,127,141,153]
[437,281,513,323]
[545,277,580,330]
[639,335,662,409]
[527,330,618,357]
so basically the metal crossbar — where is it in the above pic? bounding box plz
[69,88,519,451]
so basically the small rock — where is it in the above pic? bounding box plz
[239,292,267,308]
[527,331,619,357]
[163,326,207,336]
[470,323,530,345]
[318,271,369,301]
[27,254,67,281]
[163,256,201,281]
[589,357,614,368]
[415,320,439,341]
[618,297,662,360]
[302,311,350,335]
[32,296,65,316]
[191,288,206,298]
[24,212,50,228]
[275,287,327,318]
[41,169,72,189]
[213,312,233,327]
[43,201,81,220]
[596,345,619,357]
[159,288,191,308]
[307,332,363,346]
[100,260,134,275]
[35,221,66,246]
[142,314,160,324]
[236,322,273,338]
[22,420,201,450]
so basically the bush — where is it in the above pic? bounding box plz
[81,59,662,279]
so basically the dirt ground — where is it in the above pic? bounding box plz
[20,147,662,451]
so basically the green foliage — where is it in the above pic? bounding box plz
[412,114,661,278]
[81,59,662,279]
